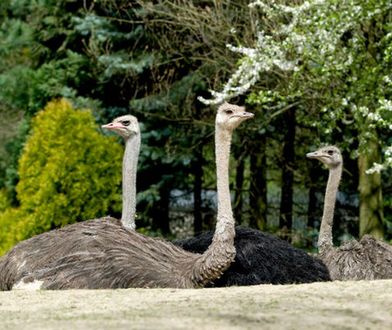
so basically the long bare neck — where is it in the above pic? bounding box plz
[318,164,342,253]
[191,127,236,286]
[121,134,140,230]
[214,128,234,239]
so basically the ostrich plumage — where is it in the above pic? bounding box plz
[175,227,330,285]
[307,145,392,280]
[1,218,214,289]
[0,103,253,290]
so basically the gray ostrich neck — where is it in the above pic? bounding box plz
[121,133,140,230]
[318,164,342,253]
[192,127,235,286]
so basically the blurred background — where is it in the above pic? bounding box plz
[0,0,391,255]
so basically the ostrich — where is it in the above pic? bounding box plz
[0,115,141,289]
[175,230,330,286]
[0,103,253,290]
[175,150,330,286]
[102,115,140,230]
[306,145,392,280]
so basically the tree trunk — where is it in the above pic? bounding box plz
[306,160,323,248]
[358,138,384,238]
[307,184,318,229]
[307,161,322,229]
[279,108,296,241]
[152,184,171,235]
[193,144,203,234]
[234,154,245,225]
[249,135,267,230]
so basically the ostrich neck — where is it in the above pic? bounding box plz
[121,134,140,230]
[214,128,234,235]
[318,164,342,253]
[191,127,235,286]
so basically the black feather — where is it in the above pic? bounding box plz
[175,226,331,285]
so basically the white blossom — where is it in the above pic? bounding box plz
[379,99,392,111]
[366,163,384,174]
[367,112,382,122]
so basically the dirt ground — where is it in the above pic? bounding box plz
[0,280,391,330]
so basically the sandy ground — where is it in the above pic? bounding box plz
[0,280,391,330]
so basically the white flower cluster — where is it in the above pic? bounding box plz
[365,163,384,175]
[366,145,392,174]
[351,98,392,133]
[199,0,366,104]
[379,99,392,112]
[199,31,298,105]
[201,0,392,176]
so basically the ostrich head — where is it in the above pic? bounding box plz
[216,102,254,130]
[102,115,139,139]
[306,146,342,169]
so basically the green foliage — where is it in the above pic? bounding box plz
[27,51,94,114]
[0,99,122,253]
[0,0,99,199]
[205,0,392,237]
[2,0,390,242]
[0,208,26,255]
[0,189,10,213]
[209,0,392,157]
[2,118,30,201]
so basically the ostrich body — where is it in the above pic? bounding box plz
[102,115,140,230]
[307,145,392,280]
[0,103,253,290]
[175,228,330,286]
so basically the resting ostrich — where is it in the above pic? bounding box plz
[0,103,252,290]
[175,154,330,286]
[102,115,140,230]
[175,231,330,286]
[0,115,141,289]
[307,145,392,280]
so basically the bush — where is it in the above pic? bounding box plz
[0,208,29,255]
[0,98,123,253]
[0,189,10,213]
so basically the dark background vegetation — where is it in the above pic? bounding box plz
[0,0,391,254]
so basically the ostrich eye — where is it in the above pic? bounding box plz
[122,120,131,126]
[225,110,233,115]
[327,149,334,155]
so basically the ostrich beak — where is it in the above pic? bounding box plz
[242,112,254,119]
[102,122,125,130]
[306,151,319,159]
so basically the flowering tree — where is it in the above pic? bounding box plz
[201,0,392,238]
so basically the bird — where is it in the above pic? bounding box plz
[0,103,253,290]
[102,115,140,230]
[306,145,392,280]
[175,228,330,285]
[0,115,141,289]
